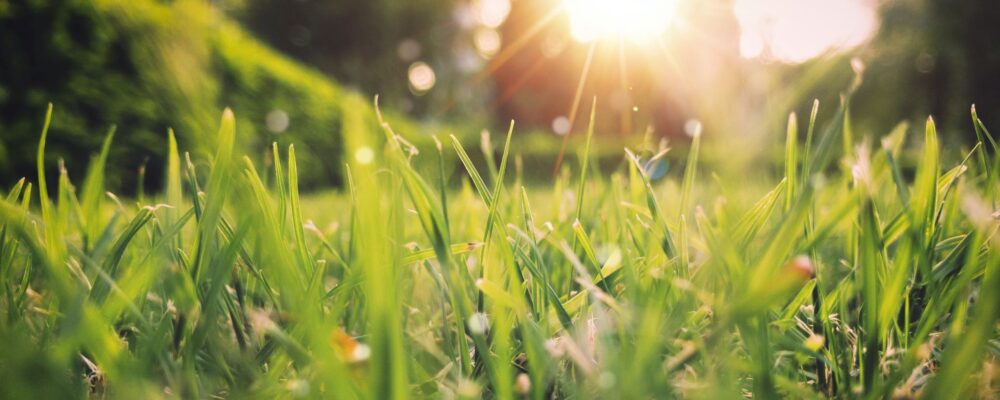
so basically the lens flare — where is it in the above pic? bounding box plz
[563,0,678,43]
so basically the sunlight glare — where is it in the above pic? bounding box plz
[563,0,677,43]
[734,0,877,63]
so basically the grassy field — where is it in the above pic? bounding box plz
[0,93,998,399]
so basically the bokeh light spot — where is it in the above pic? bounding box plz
[397,39,421,62]
[266,109,289,133]
[354,146,375,165]
[474,28,502,58]
[684,119,703,138]
[552,116,571,136]
[475,0,511,29]
[408,61,436,93]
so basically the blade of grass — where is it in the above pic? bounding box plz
[80,125,115,249]
[287,145,313,274]
[784,112,798,210]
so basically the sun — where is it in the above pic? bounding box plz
[563,0,678,43]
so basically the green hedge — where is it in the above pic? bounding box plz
[0,0,417,192]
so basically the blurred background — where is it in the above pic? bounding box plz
[1,0,998,192]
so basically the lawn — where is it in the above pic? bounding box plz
[0,90,997,399]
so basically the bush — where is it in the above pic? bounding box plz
[0,0,413,192]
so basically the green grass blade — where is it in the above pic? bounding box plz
[80,125,116,248]
[923,233,1000,399]
[287,145,313,274]
[784,112,798,210]
[191,109,237,281]
[574,98,597,224]
[165,129,183,240]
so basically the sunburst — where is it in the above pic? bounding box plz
[470,0,683,174]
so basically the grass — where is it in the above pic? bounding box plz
[0,91,998,399]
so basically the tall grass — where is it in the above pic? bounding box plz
[0,95,998,399]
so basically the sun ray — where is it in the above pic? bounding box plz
[618,36,631,136]
[553,41,596,175]
[435,6,562,117]
[472,7,562,85]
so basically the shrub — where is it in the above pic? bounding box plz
[0,0,415,192]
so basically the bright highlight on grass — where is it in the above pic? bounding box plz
[563,0,677,43]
